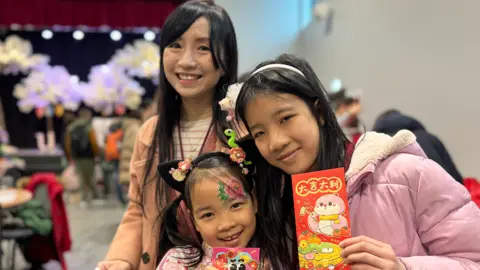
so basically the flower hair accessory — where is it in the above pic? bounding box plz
[169,156,193,181]
[223,129,252,175]
[219,83,249,139]
[219,82,243,121]
[218,64,305,118]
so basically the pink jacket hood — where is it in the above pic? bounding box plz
[345,130,480,269]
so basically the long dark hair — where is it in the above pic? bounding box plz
[138,1,237,217]
[235,54,349,269]
[156,153,255,267]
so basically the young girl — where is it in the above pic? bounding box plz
[156,130,258,269]
[233,54,480,269]
[97,1,238,269]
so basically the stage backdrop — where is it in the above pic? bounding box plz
[0,30,158,148]
[0,0,180,28]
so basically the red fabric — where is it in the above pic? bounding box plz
[25,173,72,270]
[464,178,480,208]
[0,0,178,28]
[352,132,362,145]
[344,142,354,172]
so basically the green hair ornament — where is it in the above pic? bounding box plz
[224,129,252,175]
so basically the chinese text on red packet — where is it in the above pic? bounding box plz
[292,168,351,270]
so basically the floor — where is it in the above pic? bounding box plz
[64,198,125,270]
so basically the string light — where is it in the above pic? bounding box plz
[41,30,53,40]
[144,30,155,41]
[73,30,85,40]
[110,30,122,41]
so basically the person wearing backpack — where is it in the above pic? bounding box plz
[64,108,101,206]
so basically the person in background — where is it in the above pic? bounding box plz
[328,88,363,144]
[117,108,144,192]
[64,108,102,206]
[373,109,463,184]
[61,110,76,151]
[104,121,124,204]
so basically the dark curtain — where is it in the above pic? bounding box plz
[0,0,179,28]
[0,30,158,148]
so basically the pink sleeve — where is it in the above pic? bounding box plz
[156,248,188,270]
[400,159,480,269]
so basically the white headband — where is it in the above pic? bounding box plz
[250,64,305,77]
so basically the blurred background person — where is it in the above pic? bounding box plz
[373,109,463,184]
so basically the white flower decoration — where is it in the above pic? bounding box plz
[0,35,49,75]
[109,39,160,85]
[13,65,82,113]
[219,82,243,112]
[80,64,145,115]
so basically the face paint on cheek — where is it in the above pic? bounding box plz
[217,177,248,202]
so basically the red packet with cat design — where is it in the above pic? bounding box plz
[212,247,260,270]
[291,168,351,270]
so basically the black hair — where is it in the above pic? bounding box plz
[137,0,238,230]
[235,54,349,269]
[156,153,255,267]
[328,87,360,112]
[375,109,400,123]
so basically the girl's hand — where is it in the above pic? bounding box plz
[339,236,405,270]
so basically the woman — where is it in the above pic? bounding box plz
[96,1,238,269]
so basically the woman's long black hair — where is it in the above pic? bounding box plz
[137,0,238,223]
[235,54,349,269]
[156,153,255,267]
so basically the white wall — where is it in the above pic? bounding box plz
[296,0,480,177]
[216,0,307,74]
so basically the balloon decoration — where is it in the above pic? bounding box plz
[109,39,160,85]
[0,35,50,75]
[115,104,126,115]
[35,107,44,119]
[54,104,64,117]
[8,35,153,118]
[80,64,145,116]
[13,65,82,113]
[44,105,53,118]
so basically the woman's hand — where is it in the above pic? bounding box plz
[95,260,132,270]
[339,236,406,270]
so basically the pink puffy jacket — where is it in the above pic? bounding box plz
[347,130,480,269]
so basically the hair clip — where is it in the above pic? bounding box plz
[219,83,243,121]
[169,156,193,181]
[224,129,252,175]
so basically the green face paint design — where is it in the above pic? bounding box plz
[217,177,248,202]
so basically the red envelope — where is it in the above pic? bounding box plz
[292,168,351,270]
[212,247,260,270]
